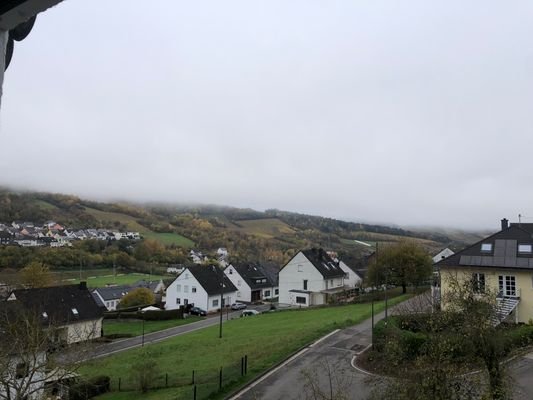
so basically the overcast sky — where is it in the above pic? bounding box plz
[1,0,533,230]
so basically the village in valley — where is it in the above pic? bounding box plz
[2,1,532,400]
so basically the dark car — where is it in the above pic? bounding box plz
[231,303,247,310]
[189,307,207,316]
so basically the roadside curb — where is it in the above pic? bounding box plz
[225,329,340,400]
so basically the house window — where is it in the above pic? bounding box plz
[472,273,485,293]
[264,290,271,297]
[237,291,241,297]
[237,280,241,286]
[297,264,303,272]
[176,298,181,304]
[481,243,493,252]
[498,275,516,297]
[296,296,306,304]
[330,280,333,286]
[303,280,308,290]
[519,244,532,253]
[16,363,28,379]
[71,308,79,317]
[184,285,189,293]
[275,289,279,295]
[184,299,188,305]
[176,284,181,292]
[229,269,233,274]
[192,287,197,293]
[213,299,219,307]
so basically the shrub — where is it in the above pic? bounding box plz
[69,375,110,400]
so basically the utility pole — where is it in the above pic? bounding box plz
[219,269,224,339]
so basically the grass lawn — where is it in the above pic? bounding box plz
[103,317,203,337]
[60,272,171,288]
[230,218,295,239]
[83,294,410,400]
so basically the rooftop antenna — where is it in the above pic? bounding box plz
[519,214,523,226]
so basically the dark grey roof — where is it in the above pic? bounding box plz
[229,263,278,290]
[185,265,237,296]
[301,248,346,278]
[93,285,131,301]
[10,283,103,325]
[131,280,162,292]
[437,224,533,270]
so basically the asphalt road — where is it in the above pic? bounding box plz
[509,352,533,399]
[84,305,270,360]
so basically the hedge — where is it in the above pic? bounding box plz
[69,375,110,400]
[104,308,183,321]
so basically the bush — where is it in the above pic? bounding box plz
[504,324,533,348]
[69,375,110,400]
[104,308,183,320]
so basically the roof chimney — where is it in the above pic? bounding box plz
[79,281,87,290]
[501,218,509,230]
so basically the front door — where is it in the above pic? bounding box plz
[251,290,261,302]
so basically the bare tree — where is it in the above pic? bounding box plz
[300,357,353,400]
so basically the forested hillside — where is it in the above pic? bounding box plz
[0,188,485,270]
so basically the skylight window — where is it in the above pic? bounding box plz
[481,243,492,252]
[42,312,48,319]
[519,244,532,253]
[71,308,79,316]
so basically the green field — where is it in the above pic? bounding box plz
[103,317,203,337]
[84,207,194,248]
[61,272,170,288]
[83,295,410,400]
[230,218,295,238]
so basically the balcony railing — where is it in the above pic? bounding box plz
[497,288,521,299]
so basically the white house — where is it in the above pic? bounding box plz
[279,248,348,307]
[166,265,237,313]
[338,260,363,289]
[92,285,131,311]
[224,262,279,303]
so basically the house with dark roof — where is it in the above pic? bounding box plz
[224,262,279,303]
[165,265,237,313]
[6,282,103,345]
[0,230,13,245]
[436,218,533,325]
[279,248,349,307]
[92,285,132,311]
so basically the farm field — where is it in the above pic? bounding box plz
[83,207,194,248]
[230,218,295,239]
[103,316,204,337]
[61,272,171,288]
[83,294,411,400]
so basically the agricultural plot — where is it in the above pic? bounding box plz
[230,218,295,239]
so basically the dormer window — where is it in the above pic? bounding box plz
[481,243,492,252]
[518,244,532,253]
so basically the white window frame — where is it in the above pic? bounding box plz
[481,243,492,252]
[498,275,516,297]
[518,244,532,253]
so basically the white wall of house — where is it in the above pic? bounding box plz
[165,270,209,311]
[0,352,46,400]
[64,318,102,344]
[224,265,252,302]
[279,252,326,306]
[339,261,362,288]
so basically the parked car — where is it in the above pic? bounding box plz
[241,309,260,317]
[231,303,247,310]
[189,307,207,316]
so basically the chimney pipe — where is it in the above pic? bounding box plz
[501,218,509,230]
[79,281,87,290]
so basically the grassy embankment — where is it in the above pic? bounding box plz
[82,294,411,400]
[103,316,204,337]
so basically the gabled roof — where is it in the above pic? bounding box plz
[229,262,279,289]
[9,283,103,325]
[93,285,131,301]
[301,248,346,278]
[182,265,237,296]
[437,224,533,270]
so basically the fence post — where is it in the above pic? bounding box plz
[219,367,222,390]
[192,369,195,385]
[244,355,248,375]
[241,357,244,376]
[118,377,121,392]
[193,385,197,400]
[166,373,168,387]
